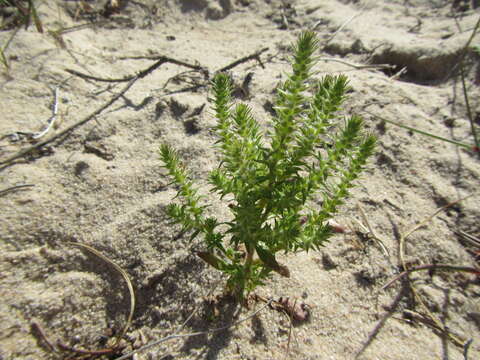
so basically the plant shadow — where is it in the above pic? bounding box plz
[179,295,241,360]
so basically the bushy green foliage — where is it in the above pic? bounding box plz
[160,31,376,299]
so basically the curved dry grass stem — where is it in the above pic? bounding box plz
[357,203,390,259]
[382,263,479,290]
[68,242,135,348]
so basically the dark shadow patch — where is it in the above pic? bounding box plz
[250,314,268,344]
[321,252,338,270]
[467,312,480,330]
[179,0,208,13]
[370,45,463,85]
[376,152,398,172]
[169,97,189,119]
[353,269,377,288]
[183,118,200,135]
[134,253,209,324]
[355,284,410,358]
[263,99,275,116]
[179,294,240,360]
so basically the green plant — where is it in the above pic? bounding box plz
[160,31,376,300]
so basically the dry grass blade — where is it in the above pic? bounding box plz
[0,183,34,196]
[402,309,463,339]
[27,0,43,33]
[0,26,20,71]
[357,203,390,259]
[399,194,472,248]
[382,263,479,290]
[319,57,394,71]
[32,87,59,140]
[460,61,479,151]
[454,229,480,248]
[318,4,367,43]
[366,111,475,151]
[68,242,135,348]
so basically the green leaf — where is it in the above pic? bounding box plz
[189,229,201,242]
[197,251,226,270]
[255,245,290,277]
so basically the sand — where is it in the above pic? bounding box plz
[1,0,479,359]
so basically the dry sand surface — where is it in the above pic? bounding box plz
[1,0,480,359]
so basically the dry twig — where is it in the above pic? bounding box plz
[0,46,271,168]
[216,47,268,73]
[30,321,56,353]
[0,184,34,196]
[66,55,207,83]
[319,57,394,71]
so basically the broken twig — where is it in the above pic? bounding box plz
[66,56,207,83]
[319,57,394,71]
[0,184,34,196]
[216,47,268,73]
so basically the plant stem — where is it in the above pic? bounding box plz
[366,111,474,151]
[240,244,254,298]
[460,61,479,151]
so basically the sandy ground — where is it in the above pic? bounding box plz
[1,0,480,359]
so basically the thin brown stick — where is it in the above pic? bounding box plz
[319,57,394,71]
[283,299,295,360]
[55,21,107,36]
[0,184,34,196]
[66,56,207,83]
[216,47,269,73]
[30,320,57,352]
